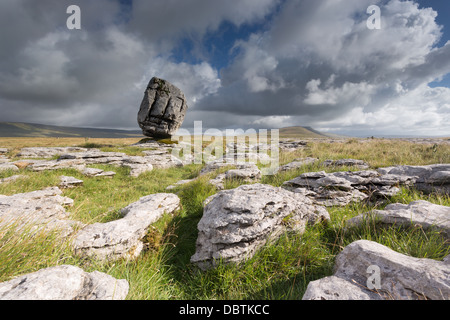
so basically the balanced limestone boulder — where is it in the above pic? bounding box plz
[73,193,181,261]
[190,184,330,270]
[138,77,188,139]
[0,265,128,300]
[302,240,450,300]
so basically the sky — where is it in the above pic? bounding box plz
[0,0,449,137]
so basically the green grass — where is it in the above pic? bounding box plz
[0,138,449,299]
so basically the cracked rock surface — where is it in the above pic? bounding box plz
[302,240,450,300]
[190,183,330,270]
[0,265,128,300]
[73,193,181,261]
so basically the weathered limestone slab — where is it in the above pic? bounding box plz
[303,240,450,300]
[0,187,82,237]
[191,184,330,270]
[18,147,90,158]
[275,157,318,173]
[322,159,370,169]
[59,176,84,189]
[0,163,19,172]
[0,265,128,300]
[347,200,450,238]
[73,193,181,261]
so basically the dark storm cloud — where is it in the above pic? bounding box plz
[0,0,448,136]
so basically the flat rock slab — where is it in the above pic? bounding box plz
[0,175,27,184]
[0,187,83,237]
[283,164,450,206]
[276,157,318,173]
[18,147,90,158]
[81,168,116,178]
[190,183,330,270]
[27,151,155,177]
[0,265,128,300]
[302,240,450,300]
[378,164,450,194]
[59,176,84,189]
[347,200,450,238]
[73,193,181,261]
[322,159,370,169]
[0,163,19,172]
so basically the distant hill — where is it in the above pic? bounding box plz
[0,122,144,138]
[278,126,345,139]
[0,122,346,140]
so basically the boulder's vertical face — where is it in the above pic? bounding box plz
[138,77,188,139]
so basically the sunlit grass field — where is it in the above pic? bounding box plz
[0,137,449,299]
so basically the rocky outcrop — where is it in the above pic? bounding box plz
[283,170,408,206]
[22,148,188,177]
[73,193,181,261]
[378,164,450,195]
[0,187,83,237]
[283,164,450,206]
[138,77,188,139]
[17,147,89,158]
[0,184,181,262]
[275,157,318,173]
[279,141,308,152]
[347,200,450,239]
[80,168,116,178]
[0,175,27,185]
[322,159,370,169]
[0,265,128,300]
[302,240,450,300]
[208,164,262,190]
[190,184,330,270]
[25,151,152,177]
[0,163,19,172]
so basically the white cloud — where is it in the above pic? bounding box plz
[316,84,450,136]
[195,0,450,136]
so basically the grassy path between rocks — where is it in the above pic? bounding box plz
[0,138,449,299]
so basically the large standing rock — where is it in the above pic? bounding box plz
[0,265,129,300]
[302,240,450,300]
[190,184,330,270]
[138,77,188,139]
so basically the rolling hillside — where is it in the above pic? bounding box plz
[0,122,144,138]
[278,126,344,139]
[0,122,343,139]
